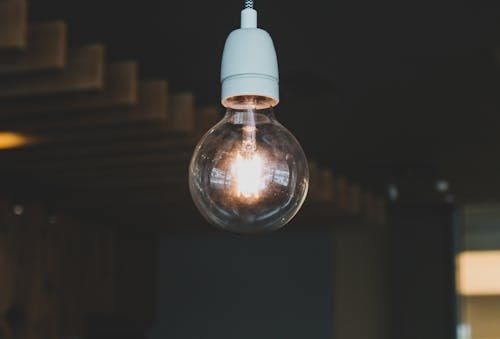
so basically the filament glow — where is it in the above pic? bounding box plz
[231,152,265,199]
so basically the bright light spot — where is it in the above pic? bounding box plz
[436,179,450,193]
[0,132,33,149]
[272,168,290,187]
[13,204,24,216]
[231,152,265,199]
[209,168,227,186]
[388,184,399,201]
[457,323,471,339]
[457,250,500,295]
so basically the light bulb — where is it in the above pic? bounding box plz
[188,4,309,233]
[189,96,309,234]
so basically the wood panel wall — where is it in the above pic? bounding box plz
[0,198,157,339]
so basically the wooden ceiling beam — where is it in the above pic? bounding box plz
[194,106,221,138]
[7,78,163,132]
[63,187,384,228]
[1,152,191,173]
[0,44,105,98]
[0,135,194,159]
[42,175,186,189]
[169,92,195,134]
[34,123,186,145]
[0,61,137,115]
[0,21,66,75]
[303,161,386,224]
[0,82,193,148]
[13,161,188,178]
[0,0,27,50]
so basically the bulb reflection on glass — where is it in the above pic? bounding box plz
[189,96,309,234]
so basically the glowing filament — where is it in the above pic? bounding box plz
[231,152,265,199]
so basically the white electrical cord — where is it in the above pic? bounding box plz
[240,2,257,28]
[245,0,254,9]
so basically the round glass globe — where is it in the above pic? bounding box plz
[189,104,309,234]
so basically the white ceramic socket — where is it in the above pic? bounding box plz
[220,8,279,107]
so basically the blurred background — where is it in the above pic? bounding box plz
[0,0,499,338]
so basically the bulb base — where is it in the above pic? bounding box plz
[222,76,278,108]
[222,95,277,110]
[220,10,279,107]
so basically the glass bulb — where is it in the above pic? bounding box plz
[189,96,309,234]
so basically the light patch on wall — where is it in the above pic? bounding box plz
[0,132,34,149]
[457,251,500,296]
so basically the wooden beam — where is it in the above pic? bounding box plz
[308,162,336,202]
[0,132,194,157]
[169,92,195,133]
[0,21,66,75]
[35,121,182,143]
[0,44,105,98]
[373,198,386,225]
[38,172,186,189]
[26,183,191,209]
[317,169,335,202]
[347,183,362,215]
[359,193,386,225]
[0,136,194,182]
[360,192,374,220]
[345,188,385,224]
[195,106,220,138]
[335,176,349,211]
[0,80,172,145]
[0,166,189,190]
[123,80,168,121]
[294,161,386,225]
[45,60,138,114]
[329,176,365,217]
[0,61,137,115]
[0,0,27,49]
[2,167,378,224]
[55,186,190,204]
[307,161,320,200]
[2,152,191,174]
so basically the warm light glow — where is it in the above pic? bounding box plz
[231,152,265,199]
[457,250,500,296]
[0,132,33,149]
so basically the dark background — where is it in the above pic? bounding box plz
[148,231,336,339]
[28,0,500,200]
[2,1,496,339]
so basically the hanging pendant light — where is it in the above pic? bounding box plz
[189,0,309,234]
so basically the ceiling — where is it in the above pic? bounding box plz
[28,0,500,201]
